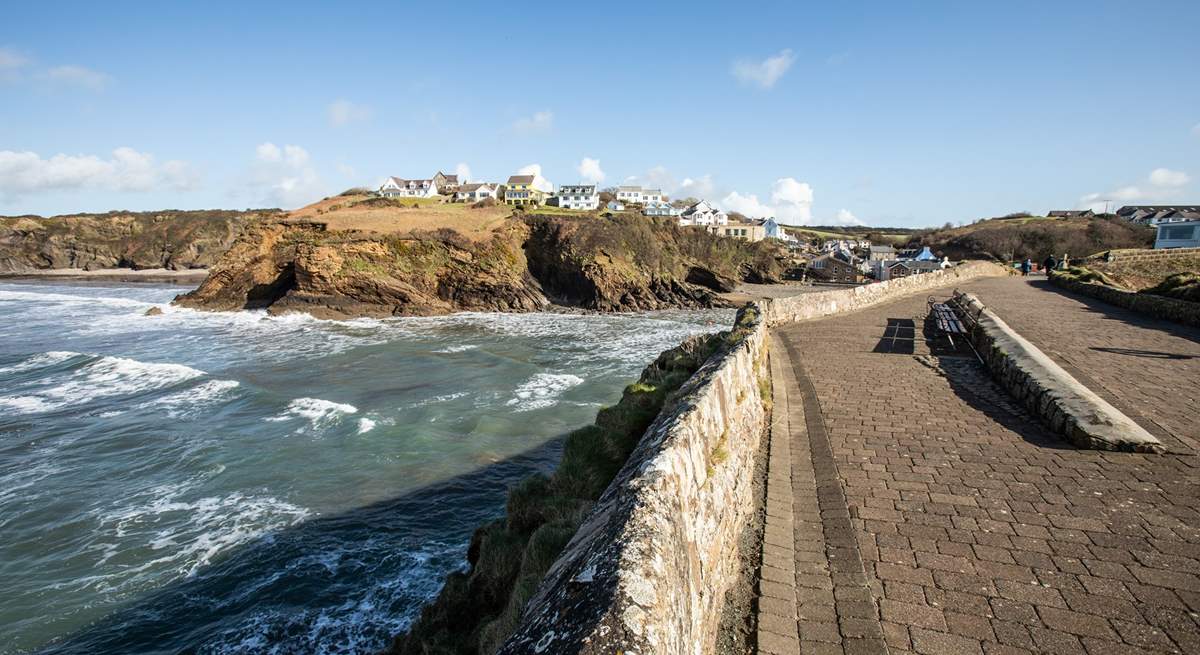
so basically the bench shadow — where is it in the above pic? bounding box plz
[919,317,1074,451]
[1031,279,1200,346]
[872,318,916,354]
[1090,346,1195,360]
[35,437,565,655]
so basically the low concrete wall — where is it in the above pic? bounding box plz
[1048,272,1200,328]
[762,260,1008,326]
[951,293,1165,453]
[500,261,1010,654]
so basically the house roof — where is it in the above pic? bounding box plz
[869,245,895,253]
[458,183,493,193]
[558,184,596,192]
[1117,205,1200,217]
[617,185,641,191]
[436,172,460,184]
[507,175,536,185]
[386,177,433,186]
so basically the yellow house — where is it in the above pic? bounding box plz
[503,175,548,206]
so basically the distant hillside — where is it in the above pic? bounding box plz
[0,209,278,273]
[786,225,918,244]
[905,215,1154,261]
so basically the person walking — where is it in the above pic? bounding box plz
[1043,254,1057,274]
[1021,258,1032,276]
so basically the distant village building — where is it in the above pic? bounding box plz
[762,217,796,242]
[553,184,599,210]
[643,200,680,217]
[615,186,665,204]
[886,259,944,279]
[868,245,897,261]
[454,183,498,203]
[678,200,728,227]
[1047,209,1094,218]
[712,221,766,242]
[1154,220,1200,249]
[433,171,460,193]
[606,201,626,211]
[808,252,863,284]
[503,175,548,206]
[379,176,441,198]
[1116,205,1200,225]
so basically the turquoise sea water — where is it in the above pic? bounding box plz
[0,280,729,654]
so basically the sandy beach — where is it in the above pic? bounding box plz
[0,268,210,284]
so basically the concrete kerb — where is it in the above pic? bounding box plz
[950,292,1165,454]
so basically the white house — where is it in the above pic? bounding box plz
[679,200,728,227]
[762,217,796,242]
[1154,220,1200,249]
[554,184,599,210]
[454,183,498,203]
[379,176,441,198]
[615,186,666,205]
[644,200,680,217]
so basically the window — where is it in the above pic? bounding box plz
[1162,225,1196,240]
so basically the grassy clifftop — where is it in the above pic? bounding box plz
[907,215,1154,261]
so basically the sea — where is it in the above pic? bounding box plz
[0,279,730,654]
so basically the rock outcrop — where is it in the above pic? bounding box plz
[174,213,785,317]
[0,210,273,272]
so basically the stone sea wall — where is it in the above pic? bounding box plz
[1048,272,1200,328]
[499,261,1008,654]
[1102,246,1200,264]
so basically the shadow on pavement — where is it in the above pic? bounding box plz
[1031,279,1200,345]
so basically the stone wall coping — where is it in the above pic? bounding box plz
[953,292,1165,453]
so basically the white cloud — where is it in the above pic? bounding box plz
[834,209,863,226]
[731,49,796,89]
[577,157,605,184]
[513,110,554,134]
[251,143,323,208]
[1078,168,1193,211]
[517,163,553,192]
[1191,123,1200,137]
[328,99,372,126]
[721,191,774,218]
[0,148,197,199]
[0,47,28,71]
[1149,167,1190,188]
[44,65,111,90]
[678,174,715,198]
[455,162,472,183]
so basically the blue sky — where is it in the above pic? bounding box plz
[1,1,1198,226]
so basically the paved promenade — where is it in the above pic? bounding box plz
[758,277,1200,654]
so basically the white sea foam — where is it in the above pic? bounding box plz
[97,485,312,582]
[0,288,154,310]
[357,418,377,434]
[144,379,242,417]
[268,397,358,432]
[506,373,585,411]
[0,351,81,374]
[0,354,207,414]
[432,344,477,353]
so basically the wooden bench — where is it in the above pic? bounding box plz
[928,297,968,348]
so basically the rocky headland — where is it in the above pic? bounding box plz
[173,211,785,318]
[0,209,276,273]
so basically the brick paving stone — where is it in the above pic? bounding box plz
[750,277,1200,654]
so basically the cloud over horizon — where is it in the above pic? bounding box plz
[0,148,197,200]
[252,142,323,208]
[44,65,111,90]
[731,49,795,89]
[577,157,605,184]
[517,163,553,192]
[1078,167,1193,212]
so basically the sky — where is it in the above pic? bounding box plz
[1,1,1198,227]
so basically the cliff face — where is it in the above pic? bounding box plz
[0,210,273,272]
[174,213,784,317]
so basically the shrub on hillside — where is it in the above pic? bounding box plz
[1142,273,1200,303]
